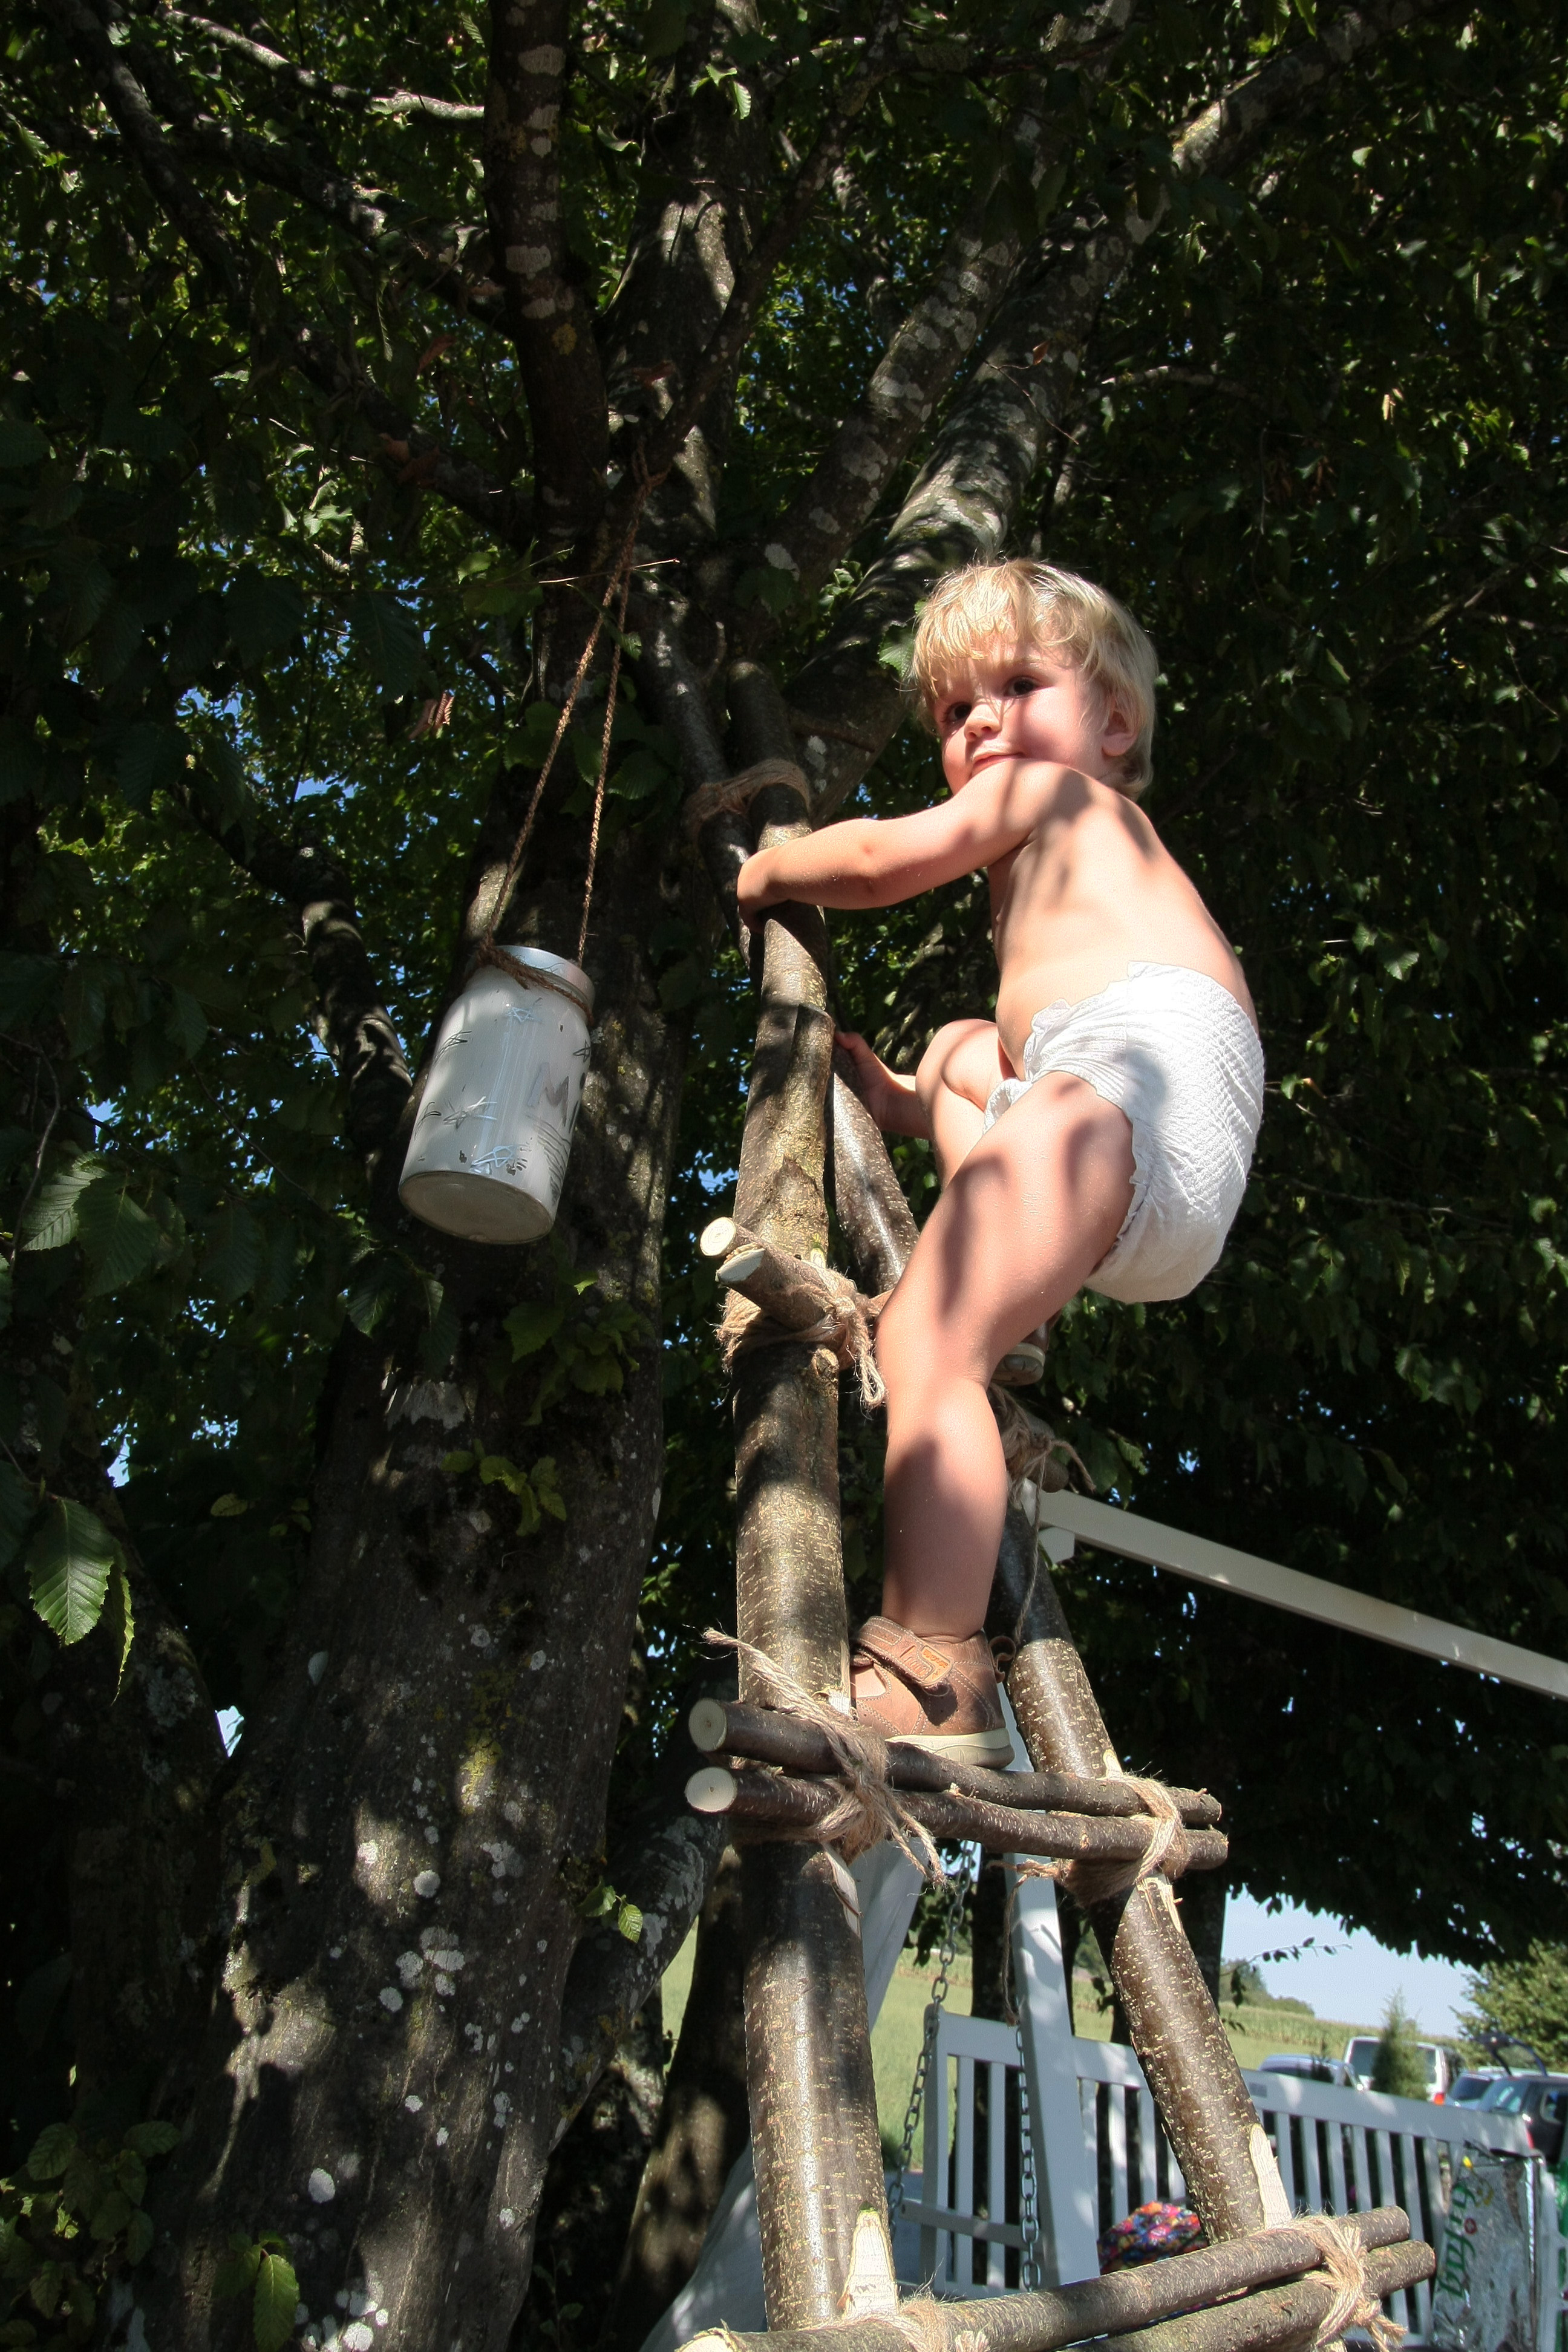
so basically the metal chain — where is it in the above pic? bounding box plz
[1014,2024,1044,2288]
[887,1851,974,2226]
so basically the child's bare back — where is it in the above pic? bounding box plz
[735,560,1264,1763]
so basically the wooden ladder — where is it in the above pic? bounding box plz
[682,766,1433,2352]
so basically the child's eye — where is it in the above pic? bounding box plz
[1006,675,1040,697]
[942,699,972,728]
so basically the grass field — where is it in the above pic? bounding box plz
[660,1938,1382,2158]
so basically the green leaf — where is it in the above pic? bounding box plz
[27,1499,117,1645]
[124,2209,154,2264]
[104,1560,135,1694]
[122,2121,180,2160]
[0,420,48,468]
[88,2187,133,2239]
[0,952,61,1027]
[441,1449,476,1475]
[116,722,188,811]
[350,590,425,694]
[503,1301,567,1360]
[420,1283,460,1374]
[19,1154,104,1252]
[113,2148,146,2206]
[213,2243,261,2300]
[0,720,44,807]
[165,984,209,1060]
[532,1457,566,1521]
[0,1462,34,1571]
[209,1494,249,1518]
[616,1900,644,1944]
[644,0,689,52]
[76,1179,158,1295]
[252,2249,300,2352]
[225,568,306,665]
[345,1252,402,1336]
[25,2126,76,2183]
[203,1204,262,1304]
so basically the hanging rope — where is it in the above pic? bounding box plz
[472,457,661,1017]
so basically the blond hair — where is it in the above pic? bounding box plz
[910,559,1158,799]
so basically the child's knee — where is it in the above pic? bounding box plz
[916,1018,997,1111]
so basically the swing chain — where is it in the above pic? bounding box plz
[887,1848,973,2227]
[1014,2021,1044,2289]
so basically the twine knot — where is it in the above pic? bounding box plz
[717,1273,887,1411]
[1300,2215,1404,2352]
[683,758,812,841]
[702,1631,944,1880]
[991,1387,1093,1505]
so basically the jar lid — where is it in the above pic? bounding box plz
[495,943,595,1021]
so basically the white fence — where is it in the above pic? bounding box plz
[893,2007,1558,2347]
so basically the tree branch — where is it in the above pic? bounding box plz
[484,0,609,545]
[172,788,414,1174]
[641,0,906,483]
[44,0,531,543]
[754,0,1138,608]
[785,0,1457,813]
[158,6,483,117]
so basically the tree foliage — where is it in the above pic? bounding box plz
[0,0,1566,2331]
[1458,1942,1568,2072]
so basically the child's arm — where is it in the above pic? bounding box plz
[736,759,1060,923]
[835,1031,930,1138]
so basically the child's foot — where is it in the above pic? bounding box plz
[850,1616,1013,1766]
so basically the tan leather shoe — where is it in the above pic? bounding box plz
[851,1616,1013,1766]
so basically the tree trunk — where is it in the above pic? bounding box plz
[606,1851,750,2352]
[132,805,691,2352]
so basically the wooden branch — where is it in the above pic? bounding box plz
[716,1238,839,1331]
[47,0,243,296]
[830,1054,917,1296]
[988,1518,1283,2241]
[171,785,413,1177]
[484,0,609,544]
[685,1763,1229,1869]
[159,8,483,117]
[680,2213,1424,2352]
[757,0,1138,610]
[687,1697,1223,1824]
[785,0,1454,817]
[642,0,904,483]
[552,1804,728,2150]
[50,0,528,542]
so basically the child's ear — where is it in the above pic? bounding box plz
[1099,693,1138,759]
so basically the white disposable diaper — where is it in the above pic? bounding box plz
[982,961,1265,1304]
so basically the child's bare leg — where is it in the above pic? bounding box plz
[873,1073,1135,1639]
[914,1019,1013,1184]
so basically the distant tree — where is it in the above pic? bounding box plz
[1457,1943,1568,2073]
[1370,1993,1429,2098]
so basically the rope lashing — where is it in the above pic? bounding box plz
[682,757,813,842]
[1001,1774,1194,2014]
[717,1273,889,1411]
[1299,2214,1405,2352]
[474,454,661,997]
[702,1630,945,1881]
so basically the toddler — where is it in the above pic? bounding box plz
[735,561,1264,1763]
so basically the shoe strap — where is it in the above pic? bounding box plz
[852,1616,959,1694]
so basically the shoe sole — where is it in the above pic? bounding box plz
[886,1725,1016,1769]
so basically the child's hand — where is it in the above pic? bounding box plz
[835,1031,929,1137]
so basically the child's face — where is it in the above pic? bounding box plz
[933,639,1121,792]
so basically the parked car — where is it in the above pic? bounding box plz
[1473,2073,1568,2166]
[1258,2053,1353,2086]
[1444,2068,1504,2108]
[1344,2036,1452,2100]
